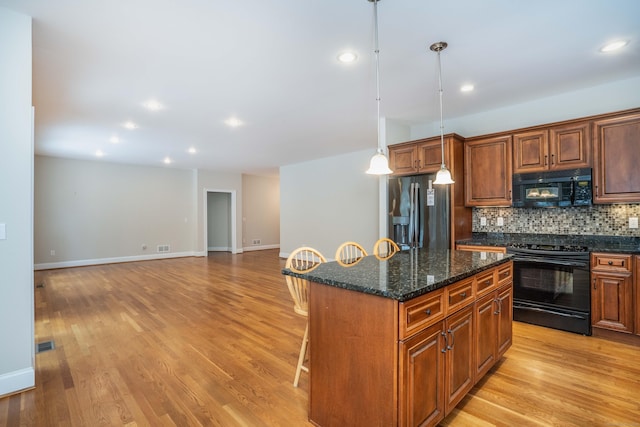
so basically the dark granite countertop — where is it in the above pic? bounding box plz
[457,233,640,254]
[282,249,512,302]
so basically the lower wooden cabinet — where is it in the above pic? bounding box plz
[591,253,634,334]
[474,282,512,380]
[444,305,475,413]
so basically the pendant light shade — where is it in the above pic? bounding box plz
[430,41,454,185]
[365,0,392,175]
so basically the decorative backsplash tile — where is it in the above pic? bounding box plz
[473,204,640,237]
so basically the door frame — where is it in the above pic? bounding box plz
[203,188,237,254]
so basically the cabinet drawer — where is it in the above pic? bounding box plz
[591,253,632,272]
[399,288,445,339]
[497,263,513,286]
[475,270,496,296]
[446,277,475,314]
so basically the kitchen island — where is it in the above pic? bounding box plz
[282,249,513,427]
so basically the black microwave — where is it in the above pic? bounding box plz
[512,168,592,208]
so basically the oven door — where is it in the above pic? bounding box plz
[509,249,591,335]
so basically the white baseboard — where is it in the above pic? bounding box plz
[0,367,34,398]
[243,244,279,252]
[34,251,197,270]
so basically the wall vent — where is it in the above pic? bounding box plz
[157,244,170,253]
[36,340,55,353]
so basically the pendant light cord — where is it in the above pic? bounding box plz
[373,0,381,154]
[437,49,445,167]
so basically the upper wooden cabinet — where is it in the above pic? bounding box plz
[593,111,640,203]
[513,122,591,173]
[389,134,462,176]
[464,135,513,207]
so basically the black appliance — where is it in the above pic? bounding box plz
[388,174,450,250]
[507,243,591,335]
[512,168,592,208]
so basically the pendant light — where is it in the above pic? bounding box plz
[365,0,393,175]
[431,41,454,185]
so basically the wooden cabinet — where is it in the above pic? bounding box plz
[464,135,513,207]
[389,134,463,176]
[474,264,513,381]
[456,244,507,254]
[593,111,640,203]
[636,256,640,336]
[591,253,634,333]
[309,261,513,427]
[513,122,591,173]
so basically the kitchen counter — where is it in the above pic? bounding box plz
[457,232,640,254]
[282,248,512,302]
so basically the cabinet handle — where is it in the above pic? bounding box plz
[608,261,613,265]
[424,308,431,316]
[551,153,555,165]
[461,292,466,299]
[416,160,421,169]
[447,329,455,350]
[441,331,448,353]
[544,154,548,166]
[593,279,596,290]
[493,299,500,315]
[508,190,512,201]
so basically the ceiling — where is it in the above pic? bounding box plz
[1,0,639,176]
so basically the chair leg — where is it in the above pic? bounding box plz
[293,321,309,387]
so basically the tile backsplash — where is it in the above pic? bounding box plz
[473,204,640,236]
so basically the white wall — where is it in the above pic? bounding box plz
[280,149,379,260]
[0,7,34,396]
[410,76,640,140]
[242,174,280,251]
[34,156,196,268]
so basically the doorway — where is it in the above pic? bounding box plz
[204,189,237,254]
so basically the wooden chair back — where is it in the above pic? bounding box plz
[285,247,326,316]
[373,237,400,260]
[335,241,368,266]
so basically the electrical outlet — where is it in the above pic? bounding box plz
[496,217,504,226]
[480,217,487,226]
[141,244,147,250]
[50,249,55,256]
[252,239,261,245]
[629,217,638,229]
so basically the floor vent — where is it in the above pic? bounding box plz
[36,282,45,288]
[36,340,55,353]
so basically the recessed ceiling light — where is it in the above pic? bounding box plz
[600,40,629,52]
[123,121,138,130]
[163,157,172,164]
[109,136,120,144]
[225,117,243,127]
[143,99,163,111]
[188,147,196,154]
[460,84,475,92]
[95,150,104,157]
[337,51,358,63]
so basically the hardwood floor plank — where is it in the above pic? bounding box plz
[1,250,639,426]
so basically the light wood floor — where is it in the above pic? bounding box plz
[1,249,639,426]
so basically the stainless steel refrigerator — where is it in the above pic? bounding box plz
[388,174,450,250]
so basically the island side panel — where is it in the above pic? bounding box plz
[309,282,399,427]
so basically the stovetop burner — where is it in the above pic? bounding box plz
[508,243,589,252]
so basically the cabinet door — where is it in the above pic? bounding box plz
[399,322,446,427]
[593,112,640,203]
[636,256,640,336]
[464,135,513,206]
[496,283,513,357]
[444,305,474,413]
[389,144,419,176]
[474,292,497,381]
[513,130,549,173]
[591,272,633,333]
[549,121,591,170]
[417,139,446,174]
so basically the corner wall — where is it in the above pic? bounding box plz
[0,7,34,396]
